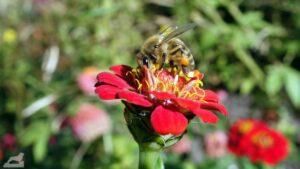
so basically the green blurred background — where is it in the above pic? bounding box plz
[0,0,299,168]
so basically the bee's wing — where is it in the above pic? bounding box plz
[159,23,196,43]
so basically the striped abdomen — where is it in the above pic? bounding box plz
[166,38,195,73]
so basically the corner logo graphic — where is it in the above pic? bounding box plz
[3,153,24,168]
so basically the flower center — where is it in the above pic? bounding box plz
[84,67,99,75]
[131,68,206,102]
[238,121,254,134]
[251,131,274,148]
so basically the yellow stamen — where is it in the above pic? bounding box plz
[134,79,143,91]
[144,80,151,90]
[252,132,274,148]
[239,121,254,134]
[195,80,203,87]
[173,86,180,95]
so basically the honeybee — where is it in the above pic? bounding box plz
[137,23,196,74]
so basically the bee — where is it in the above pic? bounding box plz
[137,23,196,74]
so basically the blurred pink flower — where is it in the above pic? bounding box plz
[77,67,99,95]
[216,90,228,103]
[69,103,111,142]
[204,131,228,158]
[2,133,16,151]
[169,136,191,154]
[77,67,120,105]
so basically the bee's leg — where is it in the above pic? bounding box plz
[169,60,175,67]
[169,46,181,56]
[182,66,190,74]
[159,52,167,69]
[169,57,180,72]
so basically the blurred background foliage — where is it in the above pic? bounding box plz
[0,0,299,168]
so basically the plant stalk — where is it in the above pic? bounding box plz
[138,146,164,169]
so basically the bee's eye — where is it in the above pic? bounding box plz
[142,57,149,67]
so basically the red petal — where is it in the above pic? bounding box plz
[118,91,153,107]
[193,109,218,123]
[109,65,132,76]
[174,98,201,111]
[204,90,219,103]
[151,106,188,135]
[150,91,176,100]
[200,102,228,115]
[95,85,121,100]
[97,72,132,89]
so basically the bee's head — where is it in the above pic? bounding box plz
[138,35,166,69]
[136,52,152,69]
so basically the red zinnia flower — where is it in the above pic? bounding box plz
[242,127,289,165]
[95,65,227,136]
[228,119,268,155]
[228,119,289,165]
[1,133,16,151]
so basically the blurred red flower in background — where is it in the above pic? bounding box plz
[95,65,227,136]
[69,103,111,142]
[228,119,289,165]
[204,130,228,158]
[241,127,289,165]
[0,148,3,160]
[2,133,16,151]
[228,119,267,155]
[0,133,17,161]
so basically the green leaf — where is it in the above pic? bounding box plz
[33,135,49,162]
[241,11,267,29]
[200,27,219,49]
[241,77,256,94]
[265,66,283,96]
[19,121,48,146]
[19,121,51,162]
[284,67,300,108]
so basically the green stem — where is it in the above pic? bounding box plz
[256,163,272,169]
[70,142,90,169]
[233,46,265,85]
[138,146,164,169]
